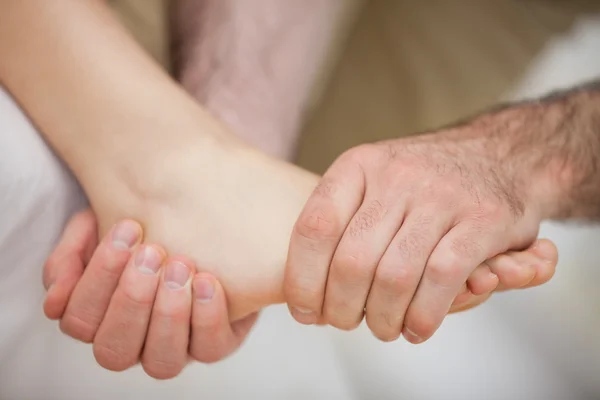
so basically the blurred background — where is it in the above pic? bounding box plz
[3,1,600,399]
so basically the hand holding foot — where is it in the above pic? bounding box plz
[44,211,257,379]
[285,127,557,343]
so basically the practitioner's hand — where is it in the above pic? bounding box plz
[43,210,257,379]
[285,128,556,344]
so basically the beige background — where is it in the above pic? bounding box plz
[109,0,600,173]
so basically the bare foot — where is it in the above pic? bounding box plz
[88,137,316,320]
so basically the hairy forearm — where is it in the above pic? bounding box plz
[459,80,600,221]
[170,0,351,160]
[529,81,600,220]
[0,1,230,205]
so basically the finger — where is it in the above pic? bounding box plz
[451,283,472,307]
[323,192,405,330]
[489,239,557,292]
[486,251,537,290]
[43,209,98,320]
[59,220,142,342]
[466,262,499,296]
[141,257,194,380]
[450,292,492,313]
[189,273,258,364]
[285,159,365,324]
[365,208,452,342]
[522,238,558,287]
[451,239,557,310]
[93,244,165,372]
[403,222,494,344]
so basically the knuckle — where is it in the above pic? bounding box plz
[426,257,463,286]
[450,234,485,260]
[340,143,378,165]
[284,275,323,309]
[332,251,373,284]
[374,264,416,294]
[151,305,189,324]
[478,200,504,217]
[97,252,126,280]
[59,312,99,343]
[312,176,339,199]
[395,232,428,263]
[470,204,508,231]
[93,341,135,372]
[422,180,460,205]
[120,284,155,310]
[347,200,385,238]
[294,206,340,243]
[142,358,183,380]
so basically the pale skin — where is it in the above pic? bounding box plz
[1,0,563,380]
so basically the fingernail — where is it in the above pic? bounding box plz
[135,246,162,275]
[112,220,140,250]
[403,327,423,344]
[291,307,317,324]
[194,278,214,303]
[294,307,313,314]
[164,261,190,290]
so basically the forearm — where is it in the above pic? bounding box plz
[459,80,600,221]
[170,0,352,160]
[0,1,229,204]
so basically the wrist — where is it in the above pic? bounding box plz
[457,104,564,222]
[515,94,594,221]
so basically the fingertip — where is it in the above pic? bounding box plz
[193,273,217,304]
[527,258,557,287]
[108,219,143,251]
[468,271,499,296]
[191,273,226,331]
[402,327,425,345]
[189,274,236,363]
[43,262,83,320]
[531,239,559,265]
[488,254,535,289]
[43,285,63,320]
